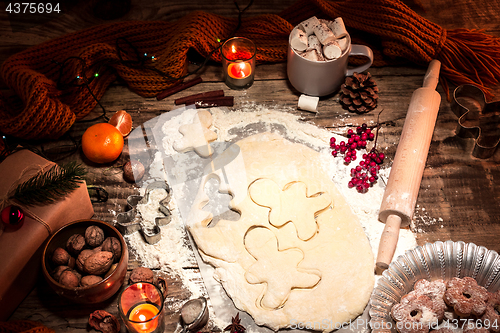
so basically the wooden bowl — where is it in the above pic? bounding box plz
[42,219,129,304]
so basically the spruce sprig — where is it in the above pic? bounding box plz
[13,161,87,206]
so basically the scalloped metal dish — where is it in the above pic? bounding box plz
[369,241,500,333]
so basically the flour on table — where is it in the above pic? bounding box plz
[413,204,444,232]
[136,188,168,229]
[125,150,205,312]
[160,107,200,186]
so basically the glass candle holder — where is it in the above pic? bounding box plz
[118,282,165,333]
[221,37,256,90]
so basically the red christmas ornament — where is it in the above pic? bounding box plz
[1,205,25,229]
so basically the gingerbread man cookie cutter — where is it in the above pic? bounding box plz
[116,181,172,244]
[451,84,500,159]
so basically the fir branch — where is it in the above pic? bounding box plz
[13,161,87,206]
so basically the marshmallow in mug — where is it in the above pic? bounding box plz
[290,16,349,62]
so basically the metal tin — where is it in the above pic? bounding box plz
[116,180,171,244]
[369,241,500,333]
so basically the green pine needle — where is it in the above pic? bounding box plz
[13,162,87,206]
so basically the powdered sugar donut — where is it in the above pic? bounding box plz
[391,294,439,333]
[444,277,489,317]
[413,279,447,321]
[481,290,500,333]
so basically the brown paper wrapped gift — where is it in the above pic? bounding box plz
[0,150,94,320]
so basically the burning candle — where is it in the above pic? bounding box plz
[228,61,252,79]
[128,303,160,333]
[119,282,165,333]
[221,37,256,89]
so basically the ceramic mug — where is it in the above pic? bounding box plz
[287,28,374,97]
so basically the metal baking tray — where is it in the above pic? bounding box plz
[370,241,500,333]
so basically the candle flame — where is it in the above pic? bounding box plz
[231,45,236,53]
[227,61,252,79]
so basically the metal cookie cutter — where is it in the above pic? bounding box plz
[116,180,172,244]
[451,84,500,159]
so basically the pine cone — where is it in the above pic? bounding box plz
[339,72,379,113]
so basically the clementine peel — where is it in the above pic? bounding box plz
[108,110,133,137]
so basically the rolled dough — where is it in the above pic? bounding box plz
[187,132,374,332]
[172,109,217,157]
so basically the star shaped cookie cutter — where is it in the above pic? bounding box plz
[451,84,500,159]
[116,180,172,244]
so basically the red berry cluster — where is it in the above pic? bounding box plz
[329,123,385,193]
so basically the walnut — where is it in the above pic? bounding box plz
[77,249,96,272]
[101,237,122,262]
[123,160,145,183]
[66,233,86,254]
[52,247,70,266]
[85,225,105,248]
[80,275,103,287]
[59,269,80,288]
[129,267,154,284]
[89,310,120,333]
[52,265,69,281]
[84,251,114,275]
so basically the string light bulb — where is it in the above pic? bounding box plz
[143,52,156,62]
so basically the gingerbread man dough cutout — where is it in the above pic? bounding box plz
[173,110,217,157]
[249,179,331,240]
[244,227,321,310]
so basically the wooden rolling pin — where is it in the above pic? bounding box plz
[376,59,442,272]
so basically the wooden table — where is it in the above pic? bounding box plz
[2,0,500,332]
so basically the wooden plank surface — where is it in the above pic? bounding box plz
[2,0,500,331]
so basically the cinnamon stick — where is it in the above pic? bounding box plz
[156,77,203,100]
[175,90,225,105]
[192,96,234,108]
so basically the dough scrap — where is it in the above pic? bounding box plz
[187,132,374,332]
[244,227,321,310]
[249,179,331,241]
[173,110,217,157]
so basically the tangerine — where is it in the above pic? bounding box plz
[108,110,133,137]
[81,123,124,164]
